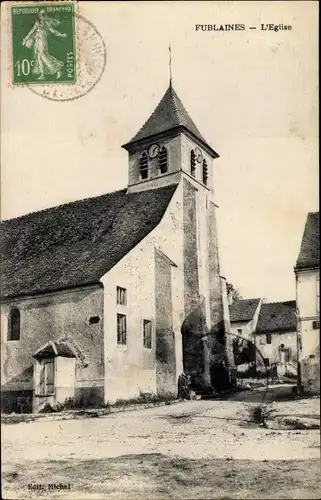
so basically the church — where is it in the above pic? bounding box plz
[1,81,235,413]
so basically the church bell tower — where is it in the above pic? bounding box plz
[122,80,234,391]
[121,83,219,194]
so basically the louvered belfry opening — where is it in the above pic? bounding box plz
[190,150,196,177]
[158,146,168,174]
[202,159,208,185]
[139,152,149,179]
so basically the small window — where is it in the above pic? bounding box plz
[190,150,196,177]
[117,313,127,345]
[202,159,208,185]
[8,308,20,341]
[117,286,127,306]
[158,147,168,174]
[312,320,320,330]
[38,359,55,396]
[263,358,270,367]
[139,152,149,180]
[237,328,242,335]
[89,316,100,325]
[143,320,152,349]
[266,333,272,344]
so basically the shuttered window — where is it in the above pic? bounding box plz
[117,314,127,345]
[117,286,127,306]
[143,320,152,349]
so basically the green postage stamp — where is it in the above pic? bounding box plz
[11,2,76,84]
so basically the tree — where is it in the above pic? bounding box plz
[232,337,256,365]
[226,281,242,301]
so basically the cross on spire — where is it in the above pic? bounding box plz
[169,43,172,86]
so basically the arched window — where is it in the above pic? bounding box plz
[158,147,168,174]
[202,159,208,185]
[190,150,196,177]
[139,152,149,180]
[8,308,20,341]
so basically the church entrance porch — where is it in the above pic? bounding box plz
[33,340,77,412]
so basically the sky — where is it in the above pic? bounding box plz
[1,1,318,302]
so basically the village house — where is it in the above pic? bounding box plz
[1,83,235,413]
[229,298,262,341]
[254,301,297,376]
[229,297,298,378]
[295,211,320,393]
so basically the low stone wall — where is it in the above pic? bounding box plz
[301,357,320,394]
[1,390,33,414]
[1,398,180,425]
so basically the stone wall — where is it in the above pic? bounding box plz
[296,269,320,393]
[255,331,297,366]
[182,178,209,388]
[102,182,185,403]
[1,284,104,412]
[155,250,177,395]
[300,319,320,393]
[207,201,227,379]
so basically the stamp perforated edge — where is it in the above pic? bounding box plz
[5,0,79,88]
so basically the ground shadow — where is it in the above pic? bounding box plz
[2,454,320,499]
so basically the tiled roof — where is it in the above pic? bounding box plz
[229,298,261,322]
[1,184,177,298]
[33,340,77,359]
[123,85,217,156]
[256,301,297,333]
[295,212,319,270]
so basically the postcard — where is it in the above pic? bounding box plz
[1,1,319,499]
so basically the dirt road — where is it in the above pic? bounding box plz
[2,398,320,499]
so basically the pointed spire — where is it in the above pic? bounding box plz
[124,86,205,145]
[122,82,219,158]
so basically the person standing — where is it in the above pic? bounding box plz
[178,373,191,400]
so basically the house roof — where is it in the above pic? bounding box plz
[295,212,319,270]
[1,184,177,299]
[123,85,218,157]
[255,301,297,334]
[229,298,261,323]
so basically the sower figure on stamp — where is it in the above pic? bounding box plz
[22,8,67,80]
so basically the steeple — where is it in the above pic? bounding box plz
[122,83,219,194]
[122,85,218,158]
[169,43,172,87]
